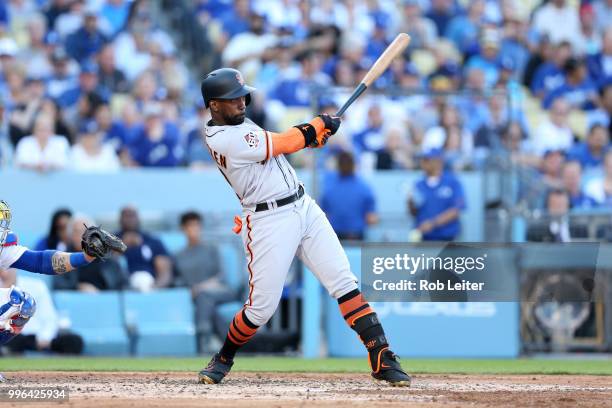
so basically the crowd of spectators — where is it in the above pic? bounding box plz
[0,0,611,219]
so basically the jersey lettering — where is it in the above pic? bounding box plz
[208,145,227,169]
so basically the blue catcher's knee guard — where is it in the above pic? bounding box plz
[0,287,37,344]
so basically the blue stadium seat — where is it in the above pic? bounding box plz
[123,288,197,356]
[158,231,186,254]
[53,291,129,356]
[218,242,245,292]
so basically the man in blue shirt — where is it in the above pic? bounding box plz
[530,41,572,99]
[126,103,182,167]
[65,10,108,64]
[116,206,172,289]
[408,148,466,241]
[567,123,609,168]
[321,151,378,240]
[561,160,597,209]
[543,58,599,110]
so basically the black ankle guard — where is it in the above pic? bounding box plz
[352,312,388,351]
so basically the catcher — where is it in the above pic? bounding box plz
[0,200,126,381]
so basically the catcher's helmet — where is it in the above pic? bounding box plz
[201,68,255,108]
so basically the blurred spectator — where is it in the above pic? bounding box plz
[465,28,502,88]
[539,149,565,192]
[576,3,601,56]
[426,0,454,37]
[114,0,174,81]
[398,0,438,51]
[585,150,612,206]
[270,51,331,107]
[219,0,251,39]
[474,93,509,152]
[543,58,599,110]
[586,27,612,86]
[530,41,572,99]
[34,208,72,251]
[526,189,588,242]
[96,43,129,93]
[221,12,277,75]
[124,102,181,167]
[14,113,69,171]
[375,124,415,170]
[46,47,78,100]
[533,98,575,156]
[321,151,377,240]
[561,160,597,209]
[175,211,234,352]
[54,0,88,39]
[184,100,214,168]
[57,60,109,125]
[408,148,466,241]
[8,71,47,146]
[54,214,127,292]
[0,268,83,355]
[69,119,121,172]
[532,0,581,50]
[567,124,609,169]
[19,13,53,78]
[100,0,131,36]
[117,206,172,290]
[95,103,129,153]
[65,7,109,63]
[353,104,385,156]
[445,0,484,55]
[422,104,474,170]
[45,0,72,30]
[587,84,611,134]
[593,0,612,33]
[499,13,530,81]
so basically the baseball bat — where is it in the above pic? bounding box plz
[335,33,411,117]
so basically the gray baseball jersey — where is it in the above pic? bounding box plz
[204,118,299,208]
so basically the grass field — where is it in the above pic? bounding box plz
[2,356,611,375]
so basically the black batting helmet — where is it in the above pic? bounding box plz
[200,68,255,108]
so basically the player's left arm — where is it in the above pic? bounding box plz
[10,249,94,275]
[271,114,341,156]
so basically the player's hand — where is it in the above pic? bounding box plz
[318,114,341,135]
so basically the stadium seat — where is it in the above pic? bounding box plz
[123,288,197,356]
[53,291,130,356]
[158,231,186,254]
[218,241,245,292]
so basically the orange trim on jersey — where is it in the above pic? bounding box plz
[235,308,258,336]
[264,130,271,161]
[348,307,374,326]
[246,215,254,307]
[339,294,367,316]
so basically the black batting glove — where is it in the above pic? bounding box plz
[318,114,341,135]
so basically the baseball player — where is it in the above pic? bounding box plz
[0,200,125,381]
[198,68,411,387]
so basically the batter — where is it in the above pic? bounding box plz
[198,68,410,387]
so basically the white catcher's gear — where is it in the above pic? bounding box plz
[205,118,358,326]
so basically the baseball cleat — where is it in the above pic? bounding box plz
[370,349,411,387]
[198,353,234,384]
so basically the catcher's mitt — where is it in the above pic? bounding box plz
[81,225,127,260]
